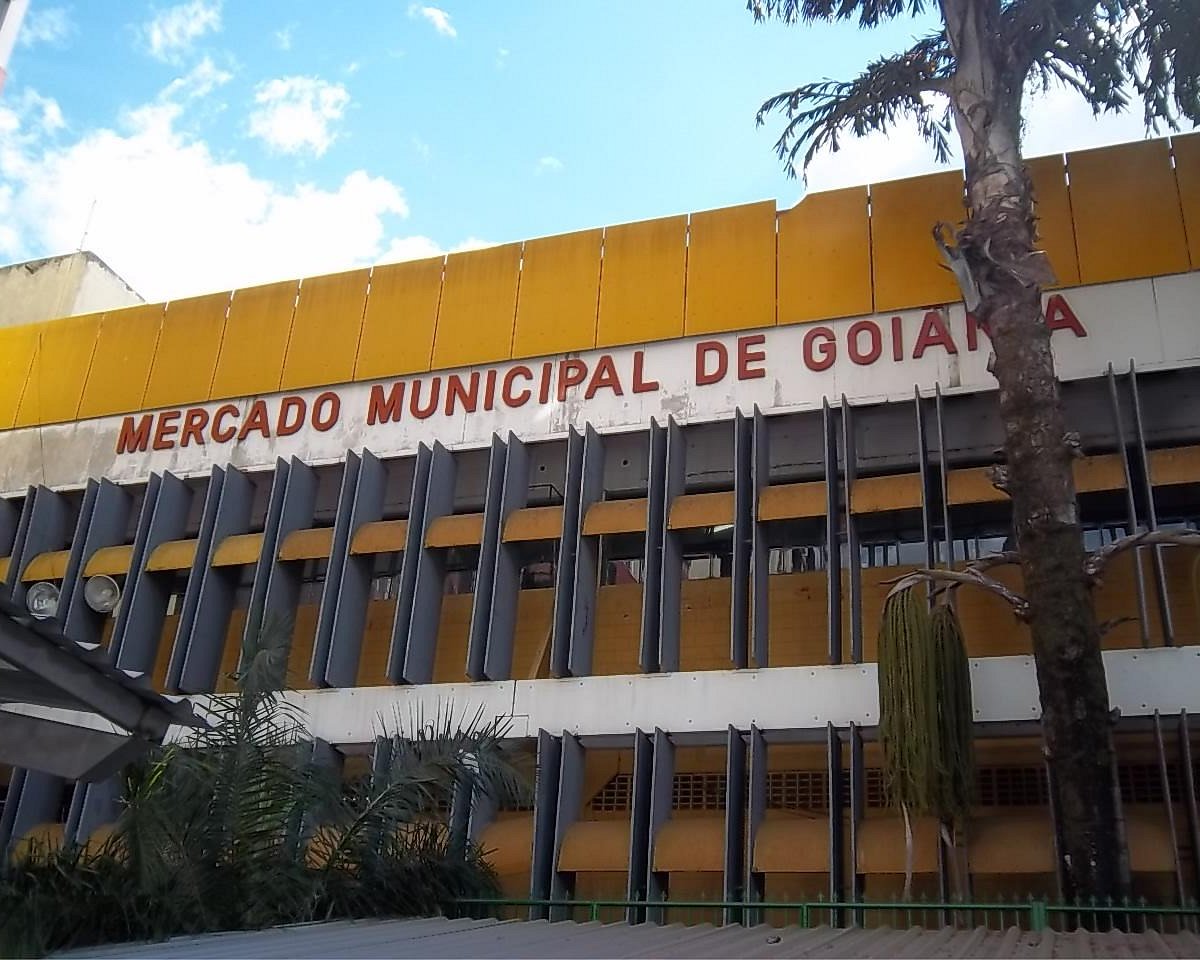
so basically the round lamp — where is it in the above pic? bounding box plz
[26,581,60,620]
[83,575,122,614]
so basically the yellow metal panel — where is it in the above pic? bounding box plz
[1173,132,1200,268]
[21,549,71,581]
[652,818,725,873]
[0,325,39,429]
[685,200,777,336]
[970,813,1055,874]
[14,312,104,427]
[582,498,648,536]
[1149,446,1200,487]
[477,816,535,876]
[757,481,826,521]
[1125,811,1177,872]
[146,538,198,572]
[0,557,10,580]
[425,513,485,548]
[778,186,872,324]
[753,817,829,873]
[558,820,631,872]
[857,815,941,874]
[431,243,522,370]
[1073,453,1125,493]
[354,257,444,381]
[209,279,299,401]
[595,214,687,348]
[870,171,963,312]
[278,527,333,561]
[1068,139,1189,284]
[84,544,133,576]
[1026,154,1080,288]
[667,491,735,530]
[849,474,923,514]
[211,532,264,567]
[350,519,409,555]
[502,505,564,542]
[512,228,602,359]
[77,303,166,419]
[143,292,230,410]
[281,268,369,390]
[947,466,1006,505]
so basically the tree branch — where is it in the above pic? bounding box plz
[1084,529,1200,580]
[883,567,1031,618]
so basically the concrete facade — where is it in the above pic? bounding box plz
[0,252,142,330]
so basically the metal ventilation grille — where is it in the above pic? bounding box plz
[591,773,633,813]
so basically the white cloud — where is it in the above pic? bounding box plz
[377,234,495,265]
[535,155,563,175]
[496,47,509,69]
[411,135,430,160]
[142,0,222,64]
[0,84,440,300]
[248,76,350,157]
[160,56,232,101]
[18,6,74,47]
[408,5,456,38]
[274,25,294,51]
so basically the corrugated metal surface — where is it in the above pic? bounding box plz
[55,916,1200,959]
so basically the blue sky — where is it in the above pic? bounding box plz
[0,1,1165,301]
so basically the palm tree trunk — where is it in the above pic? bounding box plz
[941,0,1125,902]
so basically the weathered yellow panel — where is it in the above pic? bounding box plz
[754,817,828,873]
[849,473,923,514]
[77,303,166,419]
[582,498,648,535]
[502,505,564,542]
[350,519,409,555]
[425,513,485,548]
[947,466,1006,506]
[595,214,686,348]
[667,491,735,530]
[511,228,603,359]
[143,292,230,410]
[21,549,71,581]
[778,186,872,324]
[652,819,724,872]
[870,171,963,312]
[209,280,299,400]
[211,532,264,567]
[1073,453,1125,493]
[354,257,444,381]
[1026,154,1080,288]
[0,557,9,581]
[685,200,777,335]
[0,325,39,429]
[1149,445,1200,487]
[558,821,630,872]
[1068,139,1189,284]
[278,527,333,561]
[478,817,535,876]
[431,243,522,370]
[84,544,133,576]
[1174,133,1200,268]
[281,268,369,390]
[146,538,198,572]
[757,481,826,521]
[15,313,104,427]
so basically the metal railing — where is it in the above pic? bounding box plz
[446,896,1200,933]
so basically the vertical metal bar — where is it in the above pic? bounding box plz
[640,420,667,673]
[823,399,842,665]
[914,388,937,571]
[0,496,19,565]
[745,724,766,922]
[1128,363,1175,645]
[4,770,61,859]
[849,721,865,919]
[750,405,770,668]
[5,485,70,606]
[468,434,508,680]
[626,728,654,923]
[63,480,132,647]
[0,768,27,854]
[827,722,845,925]
[1154,711,1186,905]
[240,459,289,655]
[935,384,954,567]
[569,425,605,677]
[647,727,675,923]
[551,428,584,678]
[529,729,562,920]
[550,732,585,919]
[659,418,686,674]
[55,480,98,630]
[388,445,431,682]
[841,395,862,663]
[2,488,35,596]
[308,454,360,687]
[484,433,529,681]
[402,442,456,684]
[731,410,752,669]
[723,724,747,924]
[71,778,118,847]
[1178,711,1200,903]
[1106,365,1151,647]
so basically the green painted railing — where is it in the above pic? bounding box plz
[446,896,1200,933]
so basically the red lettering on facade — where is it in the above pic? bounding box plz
[848,320,882,366]
[503,365,533,407]
[632,350,659,394]
[180,408,208,447]
[237,400,271,441]
[890,316,904,361]
[557,359,588,401]
[409,379,440,420]
[483,369,498,411]
[152,411,180,450]
[538,361,553,404]
[446,373,480,415]
[313,392,340,431]
[913,310,958,358]
[585,355,624,398]
[965,312,989,352]
[695,341,728,385]
[737,335,767,380]
[367,383,404,425]
[211,404,239,443]
[1046,294,1087,337]
[116,414,153,454]
[277,397,306,436]
[803,327,836,372]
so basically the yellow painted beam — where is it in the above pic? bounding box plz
[143,292,231,410]
[667,491,735,530]
[757,482,826,522]
[1073,453,1125,493]
[870,171,963,312]
[596,214,686,348]
[778,186,872,324]
[431,244,521,370]
[1174,132,1200,269]
[425,513,485,548]
[77,303,166,419]
[0,557,9,581]
[84,544,133,577]
[211,532,264,567]
[0,325,40,430]
[1149,446,1200,487]
[1027,154,1080,288]
[354,257,444,381]
[14,312,104,427]
[502,505,564,542]
[582,498,648,536]
[209,279,299,401]
[685,201,776,336]
[849,474,923,515]
[146,538,198,572]
[281,268,369,391]
[946,467,1006,506]
[349,519,409,555]
[278,527,334,561]
[21,550,70,582]
[511,228,602,359]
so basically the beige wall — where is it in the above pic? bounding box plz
[0,251,141,328]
